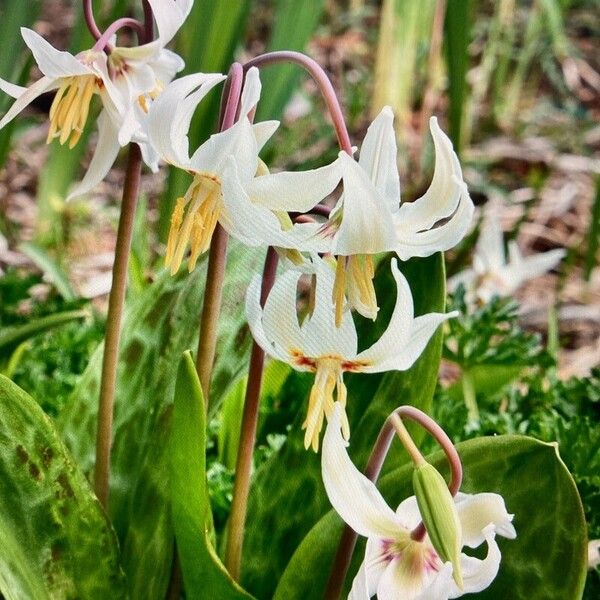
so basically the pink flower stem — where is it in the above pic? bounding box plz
[225,246,279,581]
[92,17,146,53]
[142,0,154,44]
[195,63,244,403]
[325,406,463,599]
[83,0,102,41]
[243,51,353,155]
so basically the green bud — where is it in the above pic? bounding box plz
[413,462,464,589]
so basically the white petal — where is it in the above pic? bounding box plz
[239,67,261,118]
[301,257,358,358]
[507,246,565,283]
[349,561,372,600]
[449,525,502,597]
[248,159,341,212]
[475,211,506,271]
[245,274,289,363]
[414,563,454,600]
[394,176,474,260]
[398,117,464,229]
[21,28,91,79]
[322,403,402,539]
[447,268,476,294]
[0,76,57,129]
[148,48,185,85]
[147,0,193,47]
[0,77,27,98]
[66,110,120,201]
[148,72,226,167]
[394,495,423,530]
[455,492,516,548]
[358,106,400,214]
[332,153,398,255]
[253,120,279,152]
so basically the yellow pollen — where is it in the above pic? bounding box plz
[302,357,350,452]
[164,175,222,275]
[332,256,347,328]
[332,254,378,324]
[47,75,99,149]
[138,80,164,114]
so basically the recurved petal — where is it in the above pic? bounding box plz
[148,0,193,47]
[449,525,502,598]
[0,78,27,99]
[253,120,279,152]
[148,72,226,167]
[322,404,401,539]
[66,110,120,201]
[239,66,261,119]
[333,152,398,255]
[455,493,516,548]
[358,106,400,214]
[508,246,565,283]
[301,256,358,358]
[21,28,91,79]
[248,159,342,212]
[0,76,58,129]
[394,176,474,261]
[475,211,506,271]
[148,48,185,85]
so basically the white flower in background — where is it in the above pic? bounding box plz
[322,404,517,599]
[149,67,341,274]
[0,0,193,199]
[448,209,566,305]
[246,256,455,451]
[306,108,473,326]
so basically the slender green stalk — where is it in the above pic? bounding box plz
[94,143,142,508]
[224,247,279,581]
[461,369,480,423]
[194,63,243,404]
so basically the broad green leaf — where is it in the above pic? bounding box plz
[0,310,87,356]
[446,364,524,404]
[0,375,126,599]
[255,0,326,122]
[274,435,587,599]
[171,351,254,599]
[58,243,262,599]
[241,253,446,597]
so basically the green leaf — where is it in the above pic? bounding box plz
[0,375,126,599]
[241,253,446,597]
[171,351,254,599]
[255,0,326,122]
[274,435,587,599]
[58,243,262,599]
[0,310,87,356]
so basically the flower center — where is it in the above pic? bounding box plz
[165,174,222,274]
[332,254,377,327]
[302,356,349,452]
[47,75,101,148]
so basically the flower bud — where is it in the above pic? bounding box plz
[413,462,464,589]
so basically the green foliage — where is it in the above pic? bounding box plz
[171,351,254,599]
[58,243,262,599]
[0,375,126,599]
[274,436,587,599]
[241,253,446,597]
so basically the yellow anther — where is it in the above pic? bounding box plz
[165,197,186,268]
[332,256,347,328]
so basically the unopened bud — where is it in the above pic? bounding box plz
[413,462,463,589]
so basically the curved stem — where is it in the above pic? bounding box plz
[94,143,143,509]
[83,0,102,41]
[142,0,154,44]
[93,17,146,52]
[243,51,353,155]
[224,247,279,581]
[195,63,244,403]
[324,406,462,598]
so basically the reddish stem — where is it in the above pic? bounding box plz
[83,0,102,41]
[93,17,146,52]
[142,0,154,44]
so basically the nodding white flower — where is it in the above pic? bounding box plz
[149,66,341,274]
[311,108,473,326]
[0,1,192,199]
[322,404,517,600]
[246,256,456,451]
[448,209,566,305]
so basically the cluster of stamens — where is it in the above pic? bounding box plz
[332,254,377,327]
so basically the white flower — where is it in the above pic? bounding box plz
[322,404,517,599]
[246,256,455,451]
[149,67,340,273]
[306,108,473,324]
[448,208,566,304]
[0,1,192,200]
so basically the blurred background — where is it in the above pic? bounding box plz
[0,0,598,595]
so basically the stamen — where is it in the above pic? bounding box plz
[347,254,378,321]
[332,255,347,328]
[165,197,186,268]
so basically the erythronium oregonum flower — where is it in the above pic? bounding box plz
[149,66,341,274]
[305,108,473,326]
[322,404,517,599]
[246,256,456,451]
[0,0,192,200]
[448,207,566,305]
